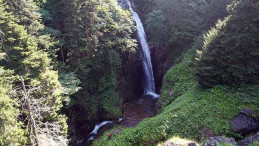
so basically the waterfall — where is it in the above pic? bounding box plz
[124,0,159,98]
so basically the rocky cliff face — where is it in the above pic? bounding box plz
[117,49,143,102]
[150,45,173,93]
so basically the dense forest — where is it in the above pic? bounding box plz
[0,0,258,146]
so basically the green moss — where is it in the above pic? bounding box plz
[158,61,196,110]
[158,46,198,111]
[216,143,235,146]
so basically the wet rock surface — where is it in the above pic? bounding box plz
[163,142,197,146]
[150,45,173,93]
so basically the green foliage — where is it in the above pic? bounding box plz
[145,0,231,59]
[194,0,259,87]
[61,0,136,118]
[132,0,156,15]
[93,49,259,145]
[47,0,138,143]
[130,0,156,21]
[100,87,123,118]
[59,71,81,108]
[0,0,68,143]
[94,84,259,145]
[6,0,43,34]
[0,67,27,145]
[217,143,235,146]
[158,59,195,109]
[249,142,259,146]
[5,0,57,57]
[145,10,167,45]
[158,38,203,110]
[203,0,232,29]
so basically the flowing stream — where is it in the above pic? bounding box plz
[125,0,159,98]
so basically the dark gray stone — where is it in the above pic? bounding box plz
[238,132,259,146]
[162,142,197,146]
[188,143,197,146]
[162,141,183,146]
[162,141,197,146]
[203,136,236,146]
[240,108,254,116]
[231,108,259,135]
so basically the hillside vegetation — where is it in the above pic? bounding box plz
[0,0,258,145]
[93,0,259,145]
[0,0,137,145]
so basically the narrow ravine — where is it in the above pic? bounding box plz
[79,1,160,145]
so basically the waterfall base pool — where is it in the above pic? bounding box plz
[121,96,158,127]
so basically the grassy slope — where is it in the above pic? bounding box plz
[93,49,259,146]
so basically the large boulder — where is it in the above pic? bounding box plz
[231,108,259,136]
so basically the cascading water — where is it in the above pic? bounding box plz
[125,0,159,98]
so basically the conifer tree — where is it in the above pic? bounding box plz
[0,0,68,144]
[0,67,27,145]
[195,0,259,87]
[6,0,56,57]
